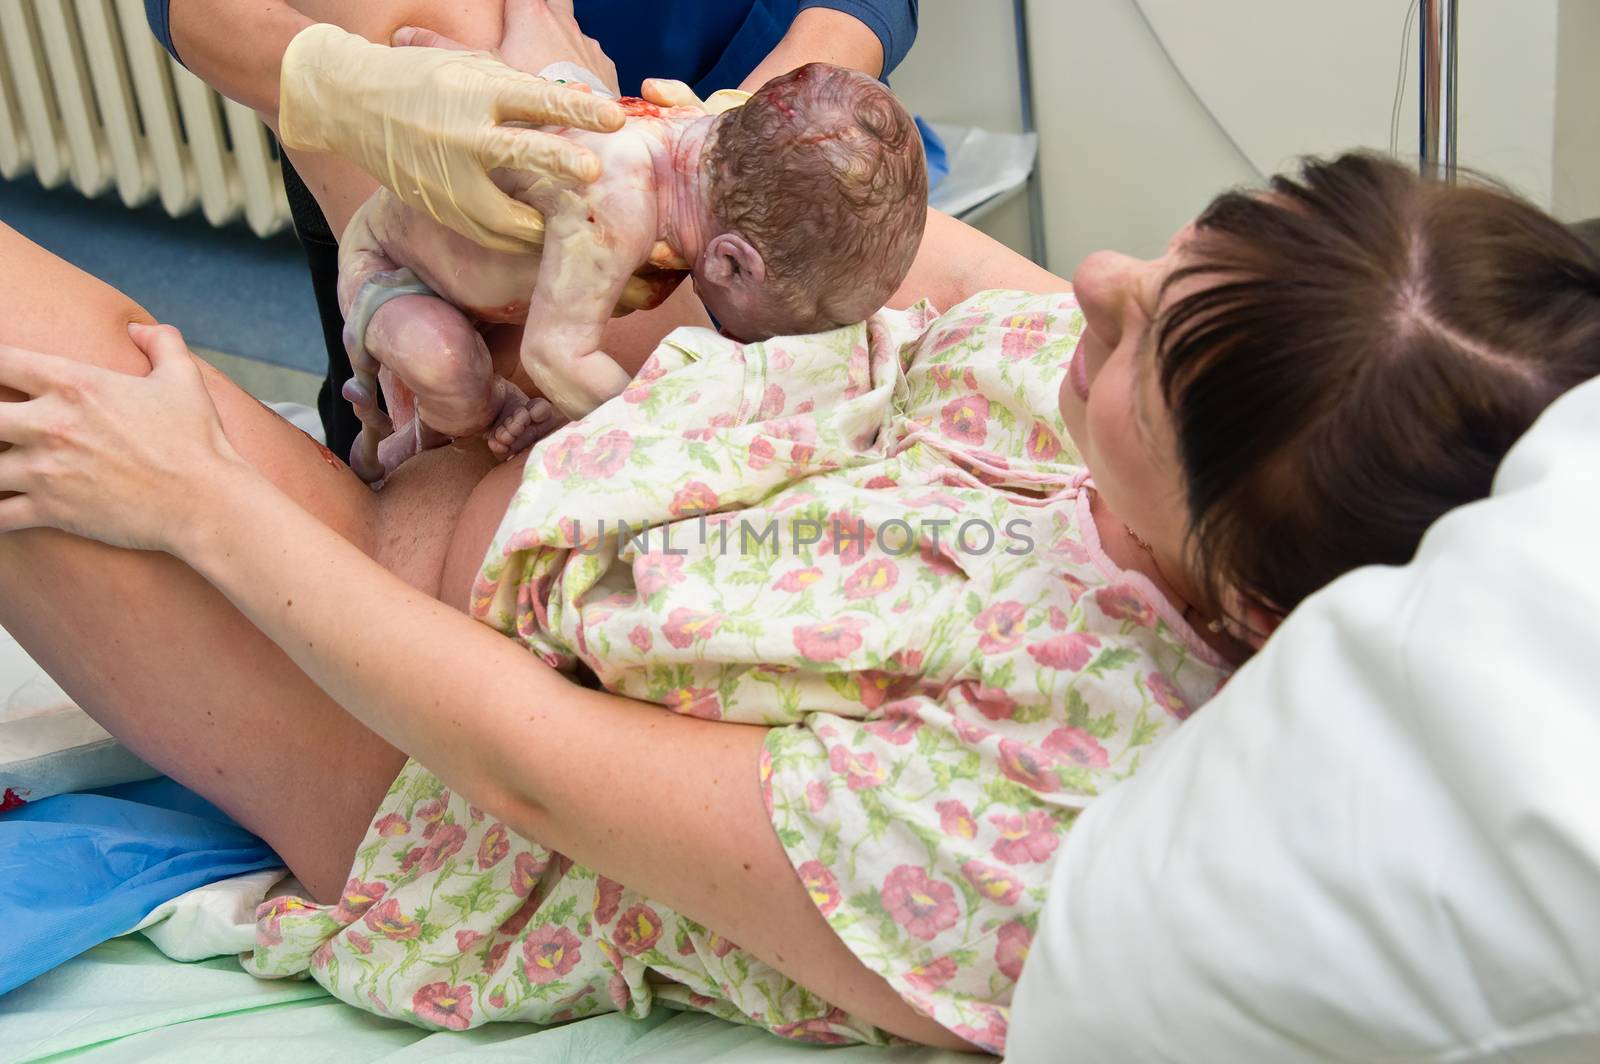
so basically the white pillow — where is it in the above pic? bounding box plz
[1007,374,1600,1062]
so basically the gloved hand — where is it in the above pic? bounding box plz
[640,78,752,116]
[277,23,625,253]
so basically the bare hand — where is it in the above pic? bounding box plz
[396,0,621,97]
[0,325,251,551]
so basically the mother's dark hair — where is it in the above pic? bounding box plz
[1159,151,1600,618]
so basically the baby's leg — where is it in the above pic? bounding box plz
[335,198,408,480]
[338,197,555,481]
[356,302,555,473]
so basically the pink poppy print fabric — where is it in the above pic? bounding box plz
[247,759,888,1043]
[247,291,1231,1054]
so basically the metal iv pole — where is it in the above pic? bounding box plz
[1013,0,1048,265]
[1418,0,1459,182]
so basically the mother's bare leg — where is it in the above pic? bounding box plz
[0,222,497,901]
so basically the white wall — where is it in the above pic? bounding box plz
[1555,0,1600,223]
[1019,0,1596,276]
[887,1,1597,276]
[891,0,1037,259]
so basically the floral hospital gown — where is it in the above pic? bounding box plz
[248,290,1231,1054]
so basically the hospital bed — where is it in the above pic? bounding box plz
[4,937,962,1063]
[10,4,1600,1059]
[9,366,1600,1064]
[0,686,969,1064]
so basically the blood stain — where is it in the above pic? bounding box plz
[616,97,663,119]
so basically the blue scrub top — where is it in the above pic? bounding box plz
[143,0,943,183]
[575,0,944,185]
[146,0,916,93]
[583,0,799,97]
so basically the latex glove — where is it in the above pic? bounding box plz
[278,23,625,253]
[640,78,752,115]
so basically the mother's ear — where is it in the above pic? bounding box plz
[700,233,767,290]
[1215,587,1284,652]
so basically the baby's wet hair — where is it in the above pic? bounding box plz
[705,63,928,332]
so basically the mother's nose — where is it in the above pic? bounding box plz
[1072,249,1144,335]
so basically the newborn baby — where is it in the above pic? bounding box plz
[338,52,928,483]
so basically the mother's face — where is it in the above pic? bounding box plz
[1057,225,1203,592]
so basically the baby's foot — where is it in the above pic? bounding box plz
[487,394,560,460]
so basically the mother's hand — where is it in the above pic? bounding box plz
[0,324,251,550]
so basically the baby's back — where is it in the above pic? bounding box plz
[360,107,689,323]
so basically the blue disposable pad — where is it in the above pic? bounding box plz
[0,777,280,996]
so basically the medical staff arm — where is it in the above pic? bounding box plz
[161,2,626,252]
[157,0,310,117]
[800,1,918,75]
[738,6,891,89]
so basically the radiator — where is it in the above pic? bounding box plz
[0,0,289,237]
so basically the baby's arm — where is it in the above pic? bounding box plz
[519,187,656,419]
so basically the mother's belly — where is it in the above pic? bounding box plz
[438,454,528,612]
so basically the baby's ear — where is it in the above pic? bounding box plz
[701,233,766,289]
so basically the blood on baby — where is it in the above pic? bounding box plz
[465,301,528,322]
[616,97,663,118]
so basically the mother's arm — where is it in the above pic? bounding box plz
[0,329,968,1051]
[892,208,1070,311]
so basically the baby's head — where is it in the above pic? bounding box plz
[693,64,928,340]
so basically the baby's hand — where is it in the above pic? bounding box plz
[524,345,633,421]
[639,78,751,115]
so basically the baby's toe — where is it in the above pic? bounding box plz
[485,418,520,457]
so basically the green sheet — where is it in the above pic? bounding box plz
[0,938,974,1063]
